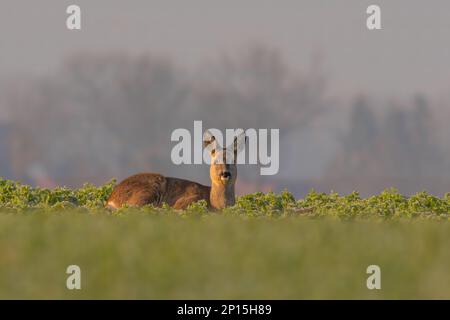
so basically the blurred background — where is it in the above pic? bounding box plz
[1,0,450,197]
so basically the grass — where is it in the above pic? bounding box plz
[0,212,449,299]
[1,178,450,299]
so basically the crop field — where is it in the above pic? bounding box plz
[0,178,450,299]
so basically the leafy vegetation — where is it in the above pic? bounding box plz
[0,178,449,220]
[1,178,450,299]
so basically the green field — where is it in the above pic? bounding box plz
[0,178,450,299]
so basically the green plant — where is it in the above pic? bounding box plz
[0,178,449,220]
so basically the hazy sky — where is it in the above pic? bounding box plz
[1,0,450,98]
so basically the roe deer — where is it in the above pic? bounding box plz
[106,131,246,210]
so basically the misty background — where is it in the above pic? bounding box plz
[1,0,450,197]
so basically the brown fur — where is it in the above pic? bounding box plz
[107,173,211,209]
[106,131,246,210]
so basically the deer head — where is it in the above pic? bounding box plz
[203,130,246,209]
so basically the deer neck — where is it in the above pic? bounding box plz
[209,182,235,210]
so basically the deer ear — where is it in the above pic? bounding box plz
[203,130,216,155]
[233,130,246,159]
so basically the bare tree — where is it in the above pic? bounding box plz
[191,45,327,132]
[6,53,190,185]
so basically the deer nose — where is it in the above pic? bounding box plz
[222,171,231,178]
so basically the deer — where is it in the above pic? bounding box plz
[106,130,246,210]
